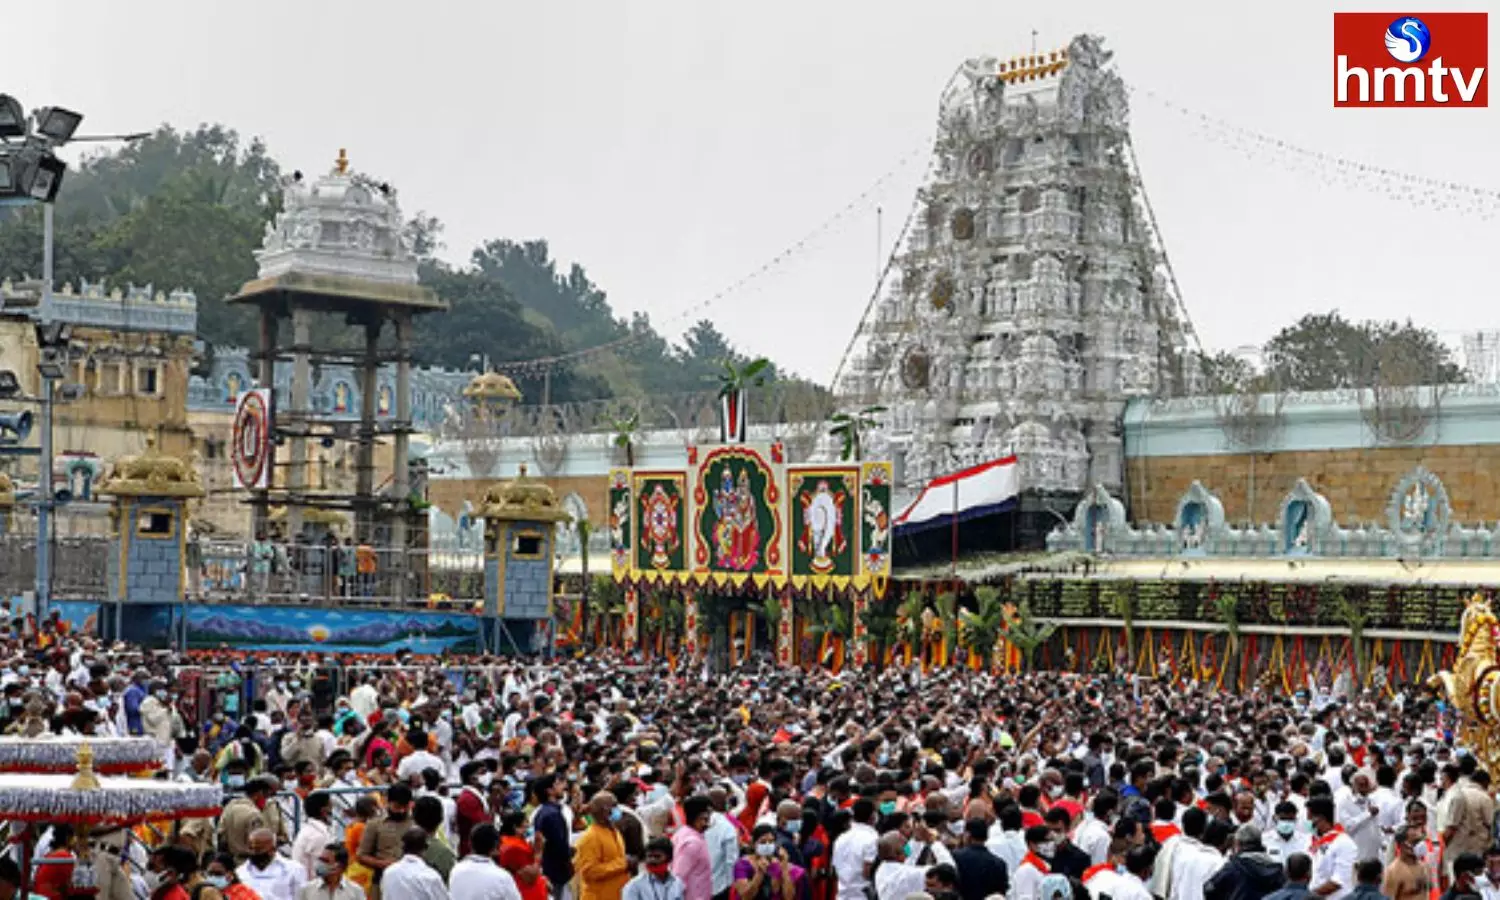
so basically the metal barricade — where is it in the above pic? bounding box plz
[194,541,484,610]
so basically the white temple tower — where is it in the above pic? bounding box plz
[834,35,1200,545]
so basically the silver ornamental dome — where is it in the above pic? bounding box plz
[255,149,418,286]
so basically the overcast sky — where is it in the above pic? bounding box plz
[11,0,1499,382]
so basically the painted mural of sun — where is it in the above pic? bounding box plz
[307,625,330,643]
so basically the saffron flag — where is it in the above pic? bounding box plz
[893,455,1019,536]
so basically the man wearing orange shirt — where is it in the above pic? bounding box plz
[576,793,633,900]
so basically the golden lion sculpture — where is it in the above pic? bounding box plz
[1430,592,1500,772]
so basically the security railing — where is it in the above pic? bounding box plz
[0,535,486,609]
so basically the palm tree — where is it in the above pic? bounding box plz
[999,598,1057,672]
[827,406,887,460]
[958,586,1007,669]
[748,595,785,662]
[1212,591,1241,691]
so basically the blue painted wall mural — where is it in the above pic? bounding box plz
[184,605,482,654]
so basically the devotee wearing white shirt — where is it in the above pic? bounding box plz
[1309,797,1358,900]
[1265,803,1312,863]
[291,794,336,881]
[1073,795,1115,865]
[239,829,308,900]
[832,800,880,900]
[1111,848,1157,900]
[451,825,522,900]
[1009,826,1054,900]
[1335,772,1383,862]
[872,831,951,900]
[380,830,450,900]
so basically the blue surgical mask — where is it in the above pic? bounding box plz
[784,821,801,835]
[205,877,229,889]
[227,775,246,788]
[1276,821,1296,839]
[879,801,897,816]
[609,807,623,823]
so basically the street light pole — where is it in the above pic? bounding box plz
[34,202,54,618]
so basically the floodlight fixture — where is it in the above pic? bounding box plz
[0,371,18,399]
[0,96,25,140]
[0,410,33,444]
[36,359,65,380]
[26,153,64,203]
[32,107,82,144]
[35,322,71,347]
[0,156,12,193]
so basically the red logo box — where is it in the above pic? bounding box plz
[1334,12,1488,107]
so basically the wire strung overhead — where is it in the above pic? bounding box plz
[1130,84,1500,219]
[490,143,931,379]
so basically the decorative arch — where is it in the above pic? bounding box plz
[1386,466,1451,556]
[1278,478,1333,555]
[1174,481,1225,555]
[1068,483,1126,552]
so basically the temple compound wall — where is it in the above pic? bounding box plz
[1121,384,1500,526]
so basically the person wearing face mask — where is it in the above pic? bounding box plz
[1381,826,1433,900]
[575,793,631,900]
[864,829,940,900]
[206,853,260,900]
[769,801,805,868]
[357,784,415,900]
[1444,852,1486,900]
[219,777,273,862]
[282,712,327,770]
[622,839,684,900]
[1266,802,1312,863]
[236,829,306,900]
[298,844,363,900]
[1010,826,1055,900]
[456,762,492,857]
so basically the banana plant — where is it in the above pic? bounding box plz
[999,598,1057,672]
[897,593,927,666]
[1212,591,1241,691]
[935,590,958,664]
[608,411,640,467]
[959,585,1007,669]
[827,405,887,461]
[1335,588,1370,687]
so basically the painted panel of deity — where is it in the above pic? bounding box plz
[694,447,781,574]
[789,467,858,577]
[633,472,686,572]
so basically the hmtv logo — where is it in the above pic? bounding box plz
[1335,12,1488,106]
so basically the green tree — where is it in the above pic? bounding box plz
[1264,311,1466,391]
[89,173,270,346]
